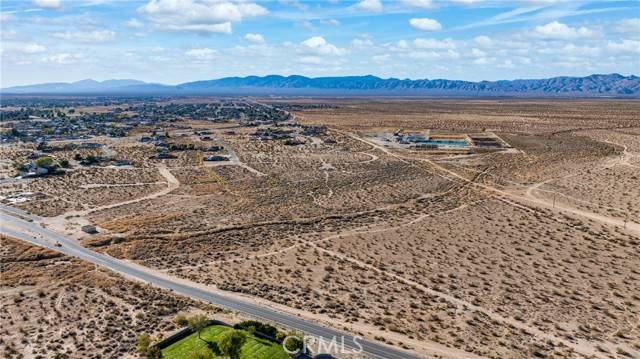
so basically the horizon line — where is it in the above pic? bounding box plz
[3,72,638,89]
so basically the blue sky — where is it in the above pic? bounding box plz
[1,0,639,86]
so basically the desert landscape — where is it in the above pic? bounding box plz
[1,98,639,359]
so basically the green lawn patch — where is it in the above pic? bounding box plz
[162,325,290,359]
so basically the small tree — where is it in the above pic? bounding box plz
[219,330,246,359]
[187,315,209,342]
[283,333,304,353]
[35,156,54,169]
[136,333,151,354]
[74,153,83,161]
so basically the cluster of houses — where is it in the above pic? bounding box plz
[250,124,331,146]
[128,101,291,124]
[141,130,231,161]
[0,114,140,144]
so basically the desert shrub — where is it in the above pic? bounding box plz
[146,347,163,359]
[172,314,188,327]
[59,159,70,168]
[136,334,151,354]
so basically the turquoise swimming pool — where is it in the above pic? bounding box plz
[415,139,469,147]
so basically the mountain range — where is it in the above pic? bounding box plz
[2,74,639,97]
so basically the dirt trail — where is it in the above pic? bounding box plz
[346,132,640,237]
[603,139,640,169]
[305,227,607,359]
[524,181,640,233]
[79,182,165,189]
[339,132,639,357]
[41,164,180,235]
[132,187,452,241]
[162,200,479,272]
[116,253,482,359]
[74,164,178,217]
[357,152,379,164]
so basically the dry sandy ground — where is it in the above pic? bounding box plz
[0,235,253,359]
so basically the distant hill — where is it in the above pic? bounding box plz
[2,79,153,93]
[2,74,638,97]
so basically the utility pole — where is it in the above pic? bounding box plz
[553,192,556,209]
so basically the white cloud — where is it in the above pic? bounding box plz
[351,37,373,48]
[384,39,410,51]
[474,35,492,47]
[125,18,144,28]
[400,0,434,9]
[300,36,345,56]
[356,0,383,12]
[497,59,514,69]
[33,0,61,9]
[165,23,231,34]
[43,53,85,64]
[532,21,594,40]
[279,0,308,10]
[451,0,480,4]
[298,56,322,64]
[409,18,442,31]
[297,20,314,30]
[1,13,14,22]
[473,57,492,65]
[518,57,532,65]
[244,33,264,43]
[407,51,440,60]
[407,49,459,60]
[138,0,267,34]
[23,43,46,54]
[446,49,460,59]
[607,39,640,54]
[613,18,640,35]
[53,30,115,42]
[372,54,390,63]
[321,19,341,26]
[470,48,486,57]
[185,47,217,60]
[414,38,455,49]
[1,30,19,40]
[139,0,268,21]
[539,44,600,56]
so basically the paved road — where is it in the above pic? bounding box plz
[0,208,422,359]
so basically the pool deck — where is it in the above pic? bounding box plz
[369,131,512,152]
